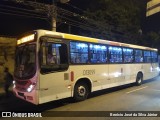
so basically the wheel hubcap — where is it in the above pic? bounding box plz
[78,86,86,97]
[138,77,141,84]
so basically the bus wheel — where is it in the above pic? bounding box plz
[136,73,143,86]
[74,82,89,102]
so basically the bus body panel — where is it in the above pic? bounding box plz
[143,63,159,80]
[13,72,39,104]
[38,69,71,104]
[70,65,108,92]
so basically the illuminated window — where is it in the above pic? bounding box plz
[90,44,107,63]
[151,51,158,63]
[70,42,88,64]
[47,43,61,65]
[144,51,151,63]
[135,50,143,63]
[123,48,133,63]
[109,46,122,63]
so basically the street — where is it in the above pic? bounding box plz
[0,76,160,120]
[0,0,160,120]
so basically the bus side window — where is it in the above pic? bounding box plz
[144,51,151,63]
[109,46,122,63]
[70,41,88,64]
[151,51,158,63]
[135,49,143,63]
[90,44,107,64]
[123,48,133,63]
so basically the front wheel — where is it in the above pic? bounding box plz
[73,82,89,102]
[135,73,143,86]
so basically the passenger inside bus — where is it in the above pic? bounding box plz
[47,53,56,64]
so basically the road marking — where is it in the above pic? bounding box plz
[148,89,160,92]
[126,86,148,94]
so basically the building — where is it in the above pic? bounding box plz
[145,0,160,32]
[146,0,160,17]
[0,36,16,83]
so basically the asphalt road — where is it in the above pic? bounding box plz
[0,76,160,120]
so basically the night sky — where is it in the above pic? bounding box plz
[0,0,51,36]
[0,0,159,37]
[145,12,160,33]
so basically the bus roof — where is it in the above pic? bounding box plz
[38,29,158,51]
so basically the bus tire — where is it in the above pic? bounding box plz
[73,82,89,102]
[136,73,143,86]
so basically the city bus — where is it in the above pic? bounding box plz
[13,29,159,105]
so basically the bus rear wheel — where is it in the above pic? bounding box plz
[136,73,143,86]
[73,82,89,102]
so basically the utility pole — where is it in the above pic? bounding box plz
[50,4,57,31]
[68,25,71,33]
[2,0,69,32]
[51,0,70,31]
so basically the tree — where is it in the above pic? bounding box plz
[83,0,146,43]
[145,32,160,48]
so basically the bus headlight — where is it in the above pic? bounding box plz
[13,80,16,88]
[27,84,34,92]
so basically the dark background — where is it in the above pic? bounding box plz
[0,0,160,45]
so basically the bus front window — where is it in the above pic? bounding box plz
[14,44,36,79]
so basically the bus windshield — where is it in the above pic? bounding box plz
[14,44,36,79]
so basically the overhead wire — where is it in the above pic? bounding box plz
[0,0,104,31]
[0,8,48,19]
[0,0,128,40]
[0,4,46,15]
[0,10,48,20]
[62,2,129,33]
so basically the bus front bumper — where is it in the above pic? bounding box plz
[13,87,38,105]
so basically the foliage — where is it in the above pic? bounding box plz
[82,0,147,44]
[145,32,160,48]
[86,0,143,32]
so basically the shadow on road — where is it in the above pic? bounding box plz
[0,91,74,112]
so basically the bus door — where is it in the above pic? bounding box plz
[38,38,70,104]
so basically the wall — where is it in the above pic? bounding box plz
[0,36,16,83]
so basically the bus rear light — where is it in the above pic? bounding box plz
[71,71,74,82]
